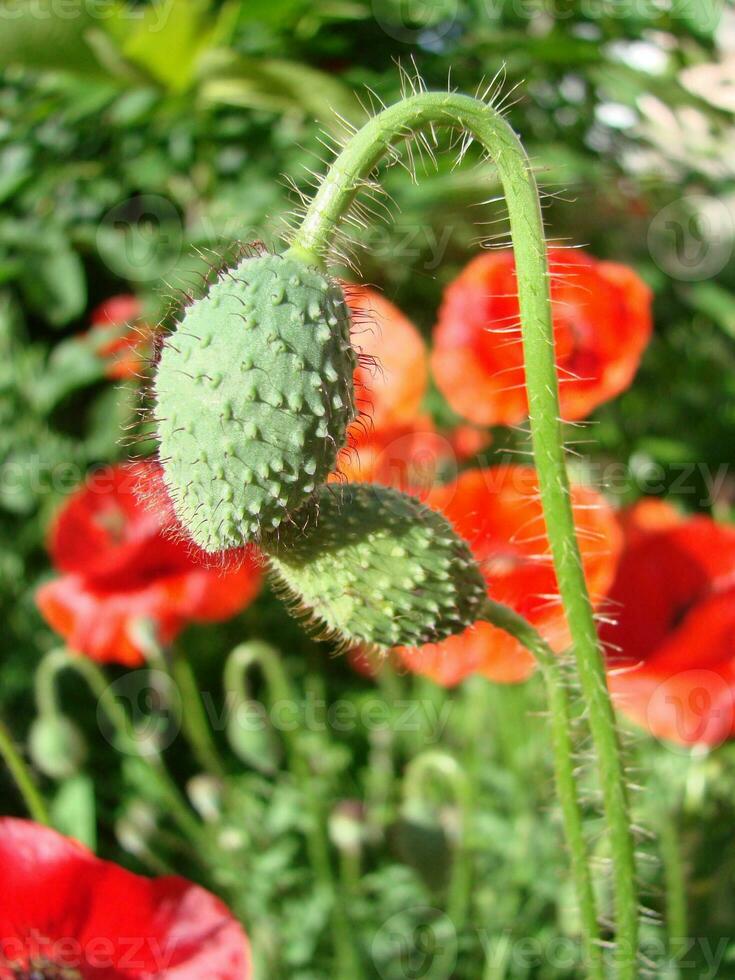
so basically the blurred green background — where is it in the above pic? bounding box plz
[2,1,735,976]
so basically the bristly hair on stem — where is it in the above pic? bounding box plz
[284,86,640,977]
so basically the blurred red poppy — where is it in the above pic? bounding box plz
[0,818,249,978]
[398,465,622,685]
[431,248,652,426]
[36,462,262,666]
[89,295,153,381]
[338,418,456,500]
[337,286,453,495]
[446,424,492,463]
[347,285,428,431]
[601,500,735,746]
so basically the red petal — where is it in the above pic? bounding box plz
[48,463,164,579]
[609,588,735,745]
[427,466,621,631]
[0,818,250,978]
[346,285,428,432]
[398,465,621,686]
[602,511,735,745]
[432,248,652,426]
[40,463,263,661]
[90,294,142,327]
[36,575,176,666]
[179,552,263,621]
[337,418,454,500]
[399,622,537,686]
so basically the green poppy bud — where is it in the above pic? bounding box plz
[263,483,487,651]
[154,252,356,552]
[28,714,87,780]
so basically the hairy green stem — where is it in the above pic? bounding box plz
[289,91,637,974]
[0,716,50,825]
[481,601,603,977]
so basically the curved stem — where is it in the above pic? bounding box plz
[171,651,226,779]
[40,649,207,853]
[289,91,637,975]
[0,717,50,825]
[403,751,474,936]
[480,600,603,979]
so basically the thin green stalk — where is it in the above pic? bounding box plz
[0,716,50,825]
[171,652,226,779]
[288,90,637,975]
[131,623,227,779]
[481,600,603,979]
[225,642,362,976]
[76,658,207,848]
[660,812,687,957]
[403,751,474,937]
[37,649,207,852]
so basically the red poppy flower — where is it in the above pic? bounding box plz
[600,501,735,746]
[336,286,460,496]
[346,285,428,431]
[36,462,262,666]
[0,818,250,978]
[431,248,652,426]
[398,465,622,685]
[89,295,153,381]
[337,418,458,500]
[446,424,492,463]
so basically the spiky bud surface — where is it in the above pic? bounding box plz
[263,483,487,651]
[154,252,356,552]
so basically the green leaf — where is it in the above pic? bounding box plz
[112,0,230,93]
[686,281,735,340]
[0,0,103,75]
[197,51,358,123]
[0,145,32,205]
[37,331,108,410]
[19,240,86,327]
[51,774,97,850]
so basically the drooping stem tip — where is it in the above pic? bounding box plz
[290,91,637,976]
